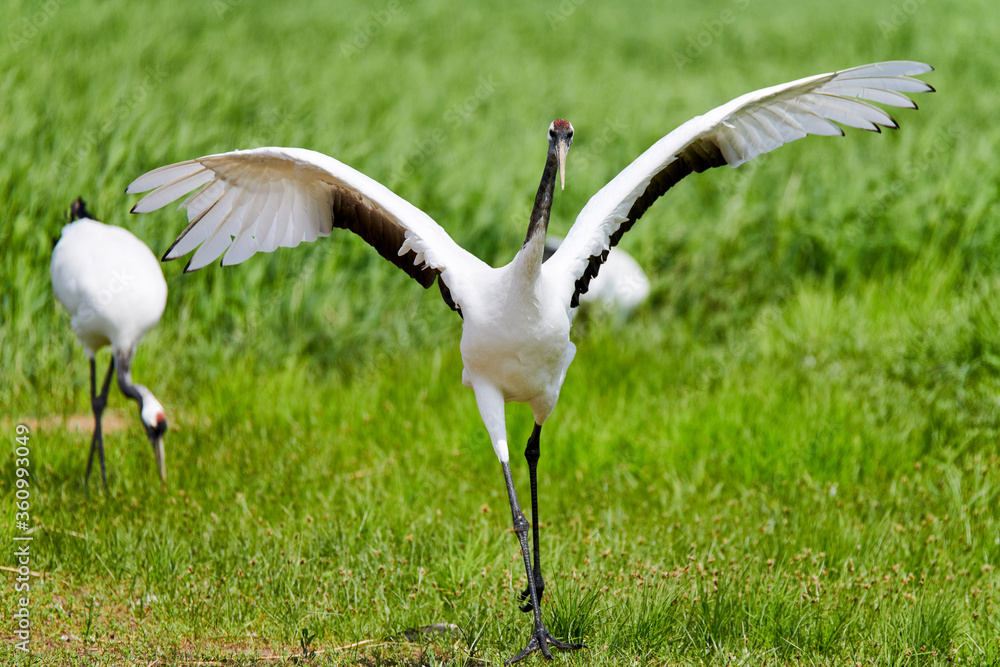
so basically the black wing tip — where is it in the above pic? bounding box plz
[161,235,185,263]
[881,113,902,131]
[903,83,935,113]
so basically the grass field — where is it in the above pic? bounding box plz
[3,0,1000,664]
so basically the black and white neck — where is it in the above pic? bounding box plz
[518,119,574,273]
[114,348,168,482]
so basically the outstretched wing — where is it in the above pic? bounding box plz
[546,61,934,308]
[127,147,486,310]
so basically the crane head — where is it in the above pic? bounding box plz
[548,120,574,190]
[70,197,94,222]
[140,398,168,484]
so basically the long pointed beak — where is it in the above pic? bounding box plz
[557,139,569,191]
[152,436,166,484]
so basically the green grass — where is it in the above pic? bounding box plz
[3,0,1000,664]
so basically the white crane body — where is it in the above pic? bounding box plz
[128,61,934,662]
[52,218,167,357]
[51,199,169,487]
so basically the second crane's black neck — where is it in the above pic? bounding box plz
[523,141,560,248]
[114,349,144,405]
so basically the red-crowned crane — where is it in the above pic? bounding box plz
[128,61,932,662]
[51,198,168,489]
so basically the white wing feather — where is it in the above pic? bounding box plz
[128,148,486,292]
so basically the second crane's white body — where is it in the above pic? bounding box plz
[51,218,167,358]
[546,235,650,315]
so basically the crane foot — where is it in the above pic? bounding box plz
[505,625,584,665]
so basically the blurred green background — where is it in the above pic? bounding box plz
[2,0,998,664]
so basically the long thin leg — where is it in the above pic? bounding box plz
[519,423,544,612]
[502,460,584,665]
[471,381,583,663]
[85,358,114,490]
